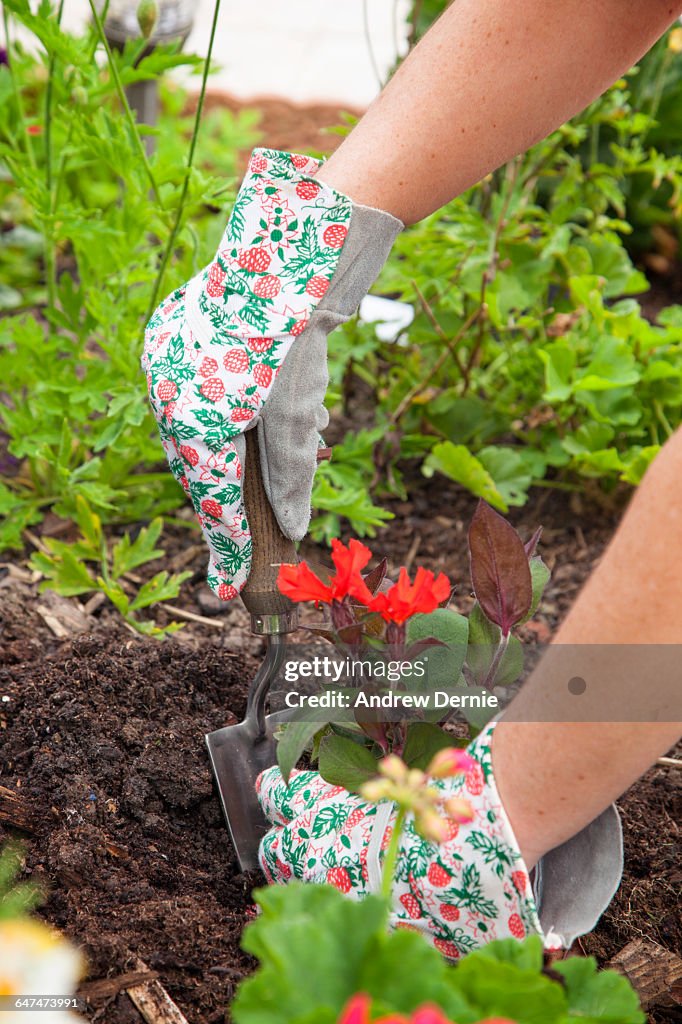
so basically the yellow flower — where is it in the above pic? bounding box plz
[668,27,682,54]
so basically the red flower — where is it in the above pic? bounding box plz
[330,538,373,603]
[27,124,43,136]
[368,567,450,624]
[337,995,458,1024]
[277,539,374,605]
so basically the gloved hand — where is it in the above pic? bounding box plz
[142,148,402,599]
[256,723,554,959]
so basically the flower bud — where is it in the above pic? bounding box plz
[427,747,475,779]
[378,754,408,784]
[443,796,474,823]
[70,86,88,106]
[360,779,393,804]
[136,0,158,39]
[415,808,450,844]
[406,768,426,789]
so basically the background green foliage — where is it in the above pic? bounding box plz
[0,1,681,602]
[323,27,682,523]
[0,0,258,556]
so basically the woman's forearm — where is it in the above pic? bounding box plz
[317,0,681,223]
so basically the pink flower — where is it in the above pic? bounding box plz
[427,748,476,779]
[336,995,460,1024]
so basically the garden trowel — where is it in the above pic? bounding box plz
[206,428,299,872]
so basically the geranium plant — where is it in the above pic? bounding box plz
[276,500,550,790]
[233,753,644,1024]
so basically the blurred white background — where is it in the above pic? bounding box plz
[27,1,410,106]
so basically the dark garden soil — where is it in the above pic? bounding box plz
[1,476,680,1024]
[0,96,680,1023]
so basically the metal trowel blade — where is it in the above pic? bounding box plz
[206,708,292,872]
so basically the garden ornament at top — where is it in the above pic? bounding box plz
[142,148,403,601]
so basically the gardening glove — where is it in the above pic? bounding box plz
[256,721,623,959]
[142,148,402,600]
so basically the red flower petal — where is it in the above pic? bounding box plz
[330,538,374,603]
[369,567,451,623]
[338,994,373,1024]
[277,562,333,603]
[409,1006,453,1024]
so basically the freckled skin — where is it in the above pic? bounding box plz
[496,431,682,866]
[317,0,680,225]
[315,0,682,866]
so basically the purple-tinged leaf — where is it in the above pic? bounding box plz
[362,556,388,596]
[468,501,532,635]
[524,526,543,559]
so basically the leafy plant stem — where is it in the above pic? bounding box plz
[481,631,510,691]
[389,303,481,425]
[2,7,36,169]
[647,47,673,131]
[413,278,466,375]
[145,0,222,323]
[462,160,518,392]
[86,0,164,207]
[380,805,405,905]
[653,399,674,439]
[43,0,65,308]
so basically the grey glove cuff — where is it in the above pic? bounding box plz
[256,200,403,540]
[534,803,623,947]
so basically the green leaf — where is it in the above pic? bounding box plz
[358,928,472,1019]
[402,721,459,770]
[423,443,508,512]
[538,340,576,402]
[277,715,330,785]
[406,608,469,690]
[554,956,645,1023]
[129,570,191,610]
[519,556,551,623]
[30,548,96,597]
[234,884,389,1024]
[478,447,537,507]
[424,392,507,445]
[111,518,164,577]
[466,603,524,688]
[318,733,379,793]
[452,938,567,1024]
[73,495,103,553]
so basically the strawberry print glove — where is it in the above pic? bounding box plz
[142,149,402,600]
[256,722,559,959]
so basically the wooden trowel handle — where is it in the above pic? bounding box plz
[240,428,298,633]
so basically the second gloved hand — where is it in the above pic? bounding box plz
[256,720,624,960]
[256,723,552,959]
